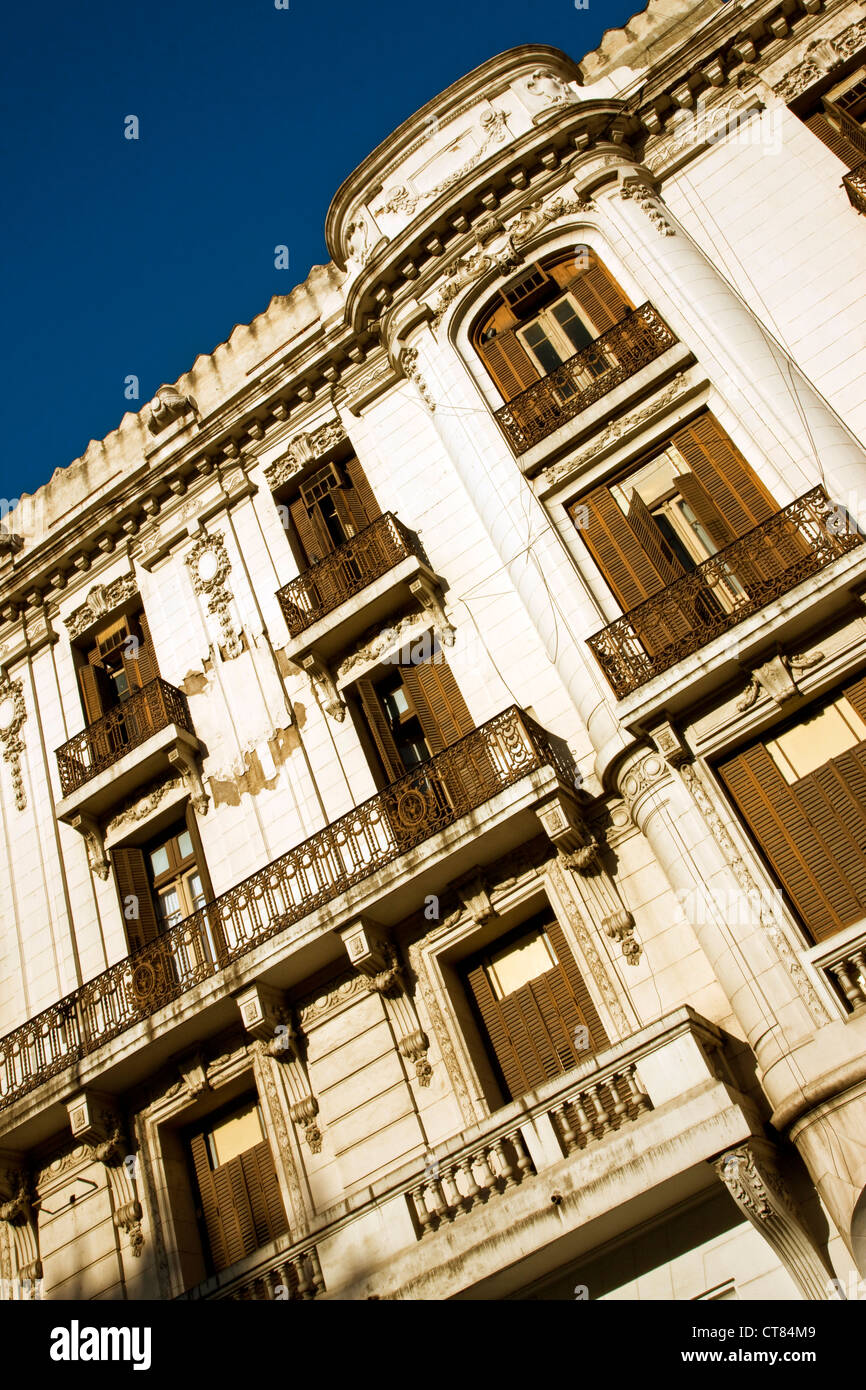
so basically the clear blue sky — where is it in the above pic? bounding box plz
[2,0,640,502]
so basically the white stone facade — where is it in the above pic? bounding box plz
[2,0,866,1302]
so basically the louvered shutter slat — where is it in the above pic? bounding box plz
[675,471,737,550]
[568,258,632,334]
[671,417,776,537]
[356,679,406,784]
[344,456,381,525]
[190,1135,228,1274]
[806,111,862,169]
[136,611,161,686]
[111,847,160,951]
[401,655,474,752]
[478,330,540,401]
[465,963,526,1100]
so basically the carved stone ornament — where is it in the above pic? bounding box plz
[69,813,110,880]
[714,1140,832,1300]
[736,650,824,712]
[400,347,435,412]
[645,94,761,174]
[0,528,24,556]
[774,21,866,102]
[525,70,580,109]
[651,720,689,768]
[301,653,345,722]
[603,908,642,965]
[105,776,185,840]
[185,532,244,660]
[263,419,347,490]
[541,374,689,490]
[617,179,675,236]
[679,762,828,1025]
[145,384,197,436]
[64,575,139,640]
[374,109,509,219]
[0,674,27,812]
[346,217,373,268]
[0,1156,41,1295]
[339,920,434,1084]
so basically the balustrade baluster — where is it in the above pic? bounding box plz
[457,1156,482,1211]
[489,1137,516,1188]
[624,1065,651,1113]
[296,1254,314,1300]
[510,1129,533,1180]
[555,1102,578,1154]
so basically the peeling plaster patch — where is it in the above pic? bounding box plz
[208,725,299,806]
[292,702,306,730]
[181,671,210,696]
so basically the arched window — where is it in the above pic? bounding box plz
[471,248,633,401]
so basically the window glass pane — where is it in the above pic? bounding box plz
[207,1100,264,1168]
[551,298,594,353]
[177,830,193,860]
[158,886,182,927]
[150,846,170,877]
[766,697,866,782]
[486,928,558,1000]
[521,323,562,375]
[381,686,409,724]
[188,873,206,910]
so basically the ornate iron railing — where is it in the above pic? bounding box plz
[843,161,866,216]
[276,512,427,637]
[493,303,677,454]
[56,679,193,795]
[0,707,568,1110]
[588,488,864,698]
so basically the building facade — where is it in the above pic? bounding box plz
[2,0,866,1303]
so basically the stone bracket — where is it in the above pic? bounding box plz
[736,649,824,713]
[0,1150,41,1294]
[302,654,346,722]
[603,909,642,966]
[339,919,433,1086]
[408,574,455,648]
[68,812,109,880]
[535,790,597,868]
[235,986,323,1152]
[167,746,209,816]
[65,1093,144,1258]
[714,1139,832,1300]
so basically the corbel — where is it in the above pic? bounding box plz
[603,908,642,966]
[736,649,824,713]
[234,983,323,1152]
[338,919,433,1086]
[166,745,209,815]
[175,1049,210,1100]
[301,653,346,721]
[65,1092,144,1258]
[68,812,110,880]
[534,789,598,871]
[0,1152,41,1295]
[408,574,455,647]
[649,719,689,768]
[453,869,497,927]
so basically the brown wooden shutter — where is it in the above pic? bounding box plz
[78,663,105,724]
[190,1135,229,1273]
[805,111,862,169]
[401,654,474,752]
[579,487,666,611]
[344,457,381,527]
[135,611,161,686]
[671,417,776,537]
[718,744,859,942]
[240,1142,288,1246]
[626,492,686,585]
[675,471,738,550]
[111,846,160,952]
[356,679,405,784]
[547,918,608,1050]
[842,674,866,723]
[568,257,632,334]
[477,329,540,401]
[213,1161,254,1270]
[797,754,866,909]
[466,961,527,1100]
[289,497,328,567]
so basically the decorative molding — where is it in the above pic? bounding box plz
[408,941,476,1123]
[297,971,368,1027]
[408,575,455,648]
[253,1046,308,1228]
[644,94,762,173]
[617,750,671,818]
[339,921,433,1086]
[301,653,345,721]
[547,857,630,1034]
[0,675,27,812]
[400,347,436,412]
[535,790,596,860]
[603,908,641,965]
[335,611,429,685]
[0,1156,41,1296]
[525,70,581,109]
[540,373,689,490]
[263,419,347,490]
[773,20,866,101]
[166,746,209,816]
[68,812,109,880]
[374,109,510,219]
[617,179,676,236]
[0,528,24,556]
[234,987,324,1153]
[736,649,824,712]
[65,575,139,640]
[651,719,689,768]
[185,532,244,660]
[105,776,185,840]
[145,385,197,436]
[679,762,829,1024]
[714,1140,832,1300]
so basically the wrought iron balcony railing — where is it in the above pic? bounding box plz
[843,161,866,216]
[0,706,569,1110]
[493,303,677,454]
[276,512,426,638]
[588,488,864,699]
[56,679,194,796]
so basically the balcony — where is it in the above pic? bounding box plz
[0,706,572,1112]
[179,1009,760,1300]
[276,513,445,668]
[843,161,866,215]
[807,921,866,1013]
[55,679,201,825]
[493,304,677,455]
[588,487,864,699]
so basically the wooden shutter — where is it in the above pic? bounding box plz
[580,487,666,612]
[344,456,381,526]
[843,674,866,723]
[240,1142,288,1245]
[478,329,540,402]
[78,663,105,724]
[675,471,738,550]
[213,1161,255,1270]
[356,678,405,784]
[289,497,329,567]
[626,492,686,586]
[805,111,862,169]
[401,654,474,752]
[671,417,776,537]
[568,257,632,334]
[718,744,861,943]
[111,846,160,951]
[134,611,161,686]
[190,1135,229,1274]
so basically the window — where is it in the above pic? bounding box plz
[76,608,160,726]
[718,675,866,944]
[110,811,211,953]
[472,249,632,402]
[461,911,609,1102]
[573,412,797,654]
[796,60,866,169]
[187,1095,288,1276]
[352,639,476,786]
[284,456,380,569]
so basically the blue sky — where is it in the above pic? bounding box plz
[2,0,639,502]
